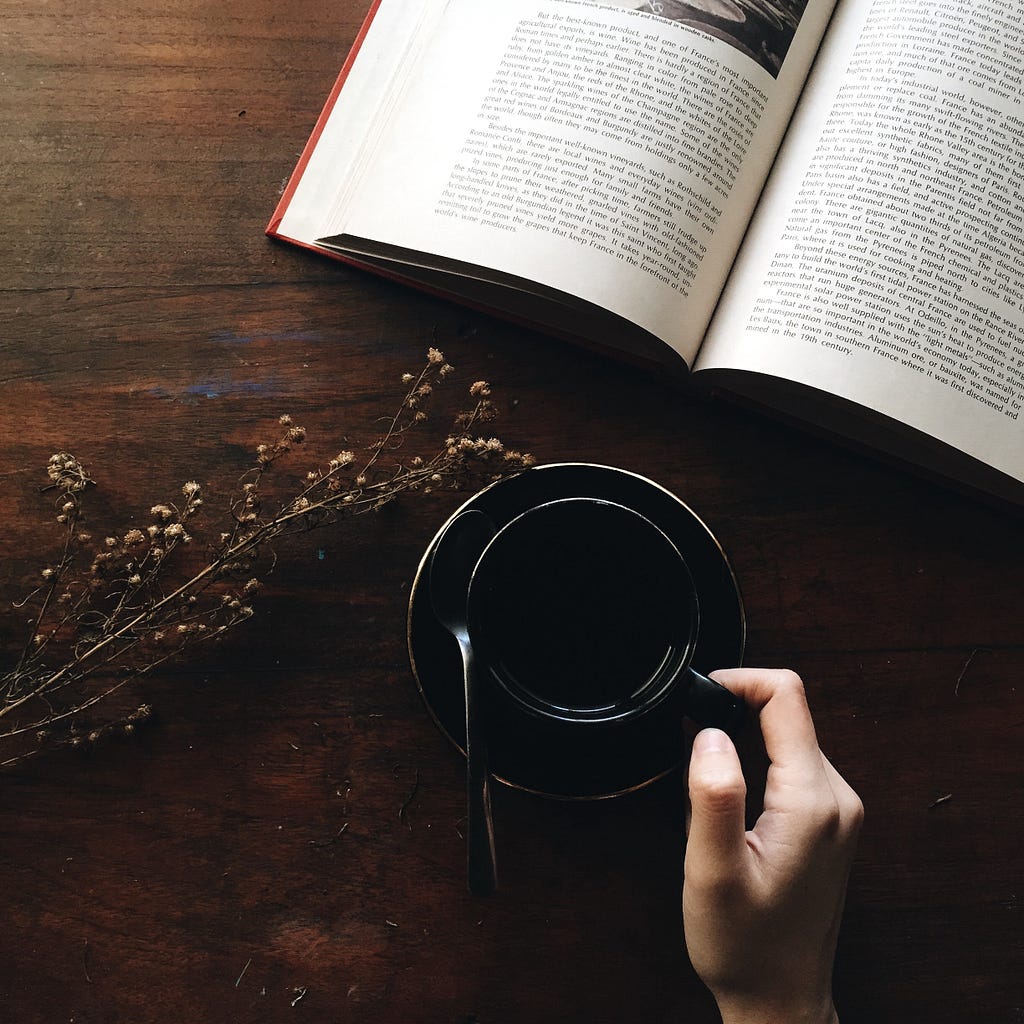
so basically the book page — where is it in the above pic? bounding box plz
[278,0,837,364]
[272,0,450,247]
[698,0,1024,483]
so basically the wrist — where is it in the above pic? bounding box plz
[716,994,839,1024]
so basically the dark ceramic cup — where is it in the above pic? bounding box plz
[466,498,743,733]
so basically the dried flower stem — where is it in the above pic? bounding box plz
[0,351,532,766]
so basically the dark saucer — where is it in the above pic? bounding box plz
[407,463,745,799]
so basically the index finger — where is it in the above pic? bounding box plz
[708,667,823,773]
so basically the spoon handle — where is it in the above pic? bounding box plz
[462,643,497,895]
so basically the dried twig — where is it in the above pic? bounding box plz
[1,350,532,766]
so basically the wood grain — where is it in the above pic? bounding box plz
[1,2,1021,1022]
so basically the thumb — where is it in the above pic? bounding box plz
[686,728,747,875]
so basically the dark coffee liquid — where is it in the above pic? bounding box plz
[473,501,695,721]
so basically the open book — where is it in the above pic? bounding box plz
[268,0,1024,508]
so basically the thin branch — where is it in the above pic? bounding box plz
[0,351,532,765]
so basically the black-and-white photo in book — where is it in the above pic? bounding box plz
[269,0,1024,508]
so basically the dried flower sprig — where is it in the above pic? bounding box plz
[0,351,533,767]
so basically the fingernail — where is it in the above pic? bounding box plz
[692,728,732,754]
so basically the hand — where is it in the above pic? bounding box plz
[682,669,863,1024]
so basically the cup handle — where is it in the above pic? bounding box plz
[685,669,745,738]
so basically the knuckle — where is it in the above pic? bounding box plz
[811,798,844,838]
[690,771,747,811]
[771,668,806,698]
[804,787,864,844]
[692,770,749,811]
[844,790,866,833]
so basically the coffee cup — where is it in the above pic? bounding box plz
[465,497,743,734]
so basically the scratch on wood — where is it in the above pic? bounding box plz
[309,822,349,848]
[235,956,252,987]
[955,647,990,695]
[399,767,420,827]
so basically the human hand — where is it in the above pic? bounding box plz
[682,669,863,1024]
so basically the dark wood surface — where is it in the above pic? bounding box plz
[2,2,1021,1021]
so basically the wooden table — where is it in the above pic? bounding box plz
[2,2,1021,1021]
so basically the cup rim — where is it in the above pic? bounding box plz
[466,496,700,725]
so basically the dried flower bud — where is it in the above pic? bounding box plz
[10,363,530,769]
[46,453,91,492]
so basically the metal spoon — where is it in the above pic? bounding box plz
[429,508,498,895]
